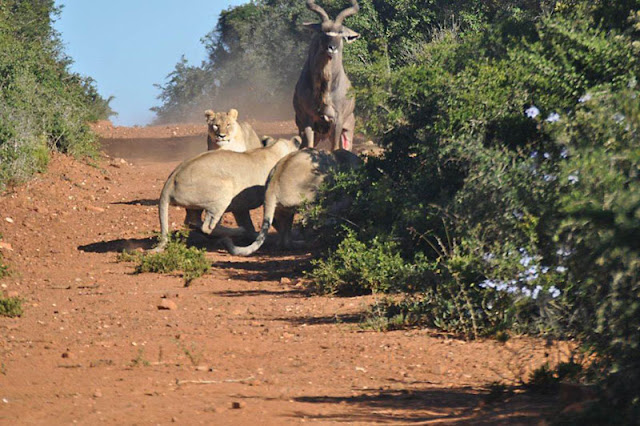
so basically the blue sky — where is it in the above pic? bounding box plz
[53,1,246,126]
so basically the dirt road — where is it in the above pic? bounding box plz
[0,122,567,424]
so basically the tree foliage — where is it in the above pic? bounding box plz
[0,0,114,191]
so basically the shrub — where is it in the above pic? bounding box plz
[0,1,113,191]
[0,294,23,318]
[0,235,10,279]
[118,232,210,286]
[308,231,415,295]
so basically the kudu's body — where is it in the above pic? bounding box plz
[293,0,360,151]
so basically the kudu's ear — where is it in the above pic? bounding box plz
[204,109,215,122]
[342,26,360,43]
[302,22,323,32]
[228,108,239,120]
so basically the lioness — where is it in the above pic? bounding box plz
[153,136,302,252]
[222,148,361,256]
[205,109,262,152]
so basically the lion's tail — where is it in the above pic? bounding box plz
[222,193,276,256]
[153,172,175,252]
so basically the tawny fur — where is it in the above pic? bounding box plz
[222,148,361,256]
[205,108,262,152]
[152,136,302,252]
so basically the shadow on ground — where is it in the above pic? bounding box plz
[211,254,312,282]
[78,237,157,253]
[274,312,363,326]
[111,198,158,206]
[278,386,555,424]
[211,288,308,298]
[77,231,220,253]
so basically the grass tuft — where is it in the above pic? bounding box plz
[117,231,210,286]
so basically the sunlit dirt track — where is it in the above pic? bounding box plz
[0,121,570,424]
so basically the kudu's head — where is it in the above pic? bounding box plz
[304,0,360,60]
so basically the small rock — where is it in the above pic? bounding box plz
[7,291,19,298]
[93,389,102,398]
[61,351,74,359]
[86,206,105,213]
[230,401,245,409]
[0,242,13,251]
[158,299,178,311]
[4,217,14,224]
[195,365,209,372]
[280,277,292,285]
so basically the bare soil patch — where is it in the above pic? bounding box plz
[0,122,571,424]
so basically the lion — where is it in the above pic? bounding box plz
[153,136,302,252]
[205,108,262,152]
[222,148,361,256]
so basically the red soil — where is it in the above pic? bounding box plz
[0,122,574,424]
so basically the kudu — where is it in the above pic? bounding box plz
[293,0,360,151]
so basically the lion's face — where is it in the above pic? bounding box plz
[205,109,239,145]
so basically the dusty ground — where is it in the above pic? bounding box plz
[0,122,573,425]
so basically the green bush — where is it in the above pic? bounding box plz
[118,232,211,286]
[0,0,113,191]
[0,237,9,279]
[0,294,23,318]
[308,230,414,295]
[552,88,640,420]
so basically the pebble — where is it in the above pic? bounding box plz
[230,401,245,409]
[158,299,178,311]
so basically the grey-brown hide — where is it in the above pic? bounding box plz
[293,0,360,151]
[152,136,302,252]
[222,148,362,256]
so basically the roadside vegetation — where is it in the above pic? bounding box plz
[117,232,211,286]
[155,0,640,420]
[0,1,113,192]
[0,293,22,318]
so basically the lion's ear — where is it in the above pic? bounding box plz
[228,109,239,120]
[292,135,303,149]
[261,136,275,147]
[204,110,215,121]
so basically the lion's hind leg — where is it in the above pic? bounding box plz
[184,208,203,229]
[201,207,225,235]
[232,210,258,238]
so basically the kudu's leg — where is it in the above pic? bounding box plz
[332,118,345,151]
[342,113,355,151]
[303,126,315,149]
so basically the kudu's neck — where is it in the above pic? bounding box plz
[308,36,345,79]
